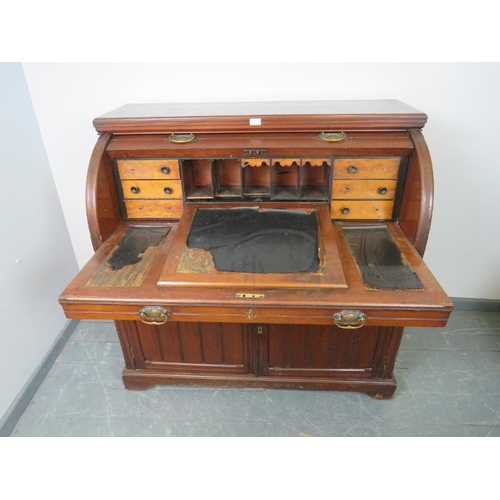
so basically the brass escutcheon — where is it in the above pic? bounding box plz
[244,308,256,320]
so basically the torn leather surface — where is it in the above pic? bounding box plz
[108,226,170,270]
[186,207,320,273]
[343,226,424,290]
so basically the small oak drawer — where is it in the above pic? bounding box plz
[331,200,394,220]
[122,180,182,199]
[332,179,397,199]
[117,159,180,179]
[124,200,184,219]
[333,158,400,179]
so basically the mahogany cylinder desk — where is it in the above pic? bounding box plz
[59,100,453,398]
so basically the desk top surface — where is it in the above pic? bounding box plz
[94,100,427,134]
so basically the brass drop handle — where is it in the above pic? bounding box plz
[139,306,172,325]
[318,132,347,142]
[161,166,171,175]
[164,187,173,195]
[378,187,388,195]
[130,186,140,194]
[333,310,367,329]
[168,133,196,144]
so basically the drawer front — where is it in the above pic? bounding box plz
[124,200,184,219]
[122,180,182,199]
[333,158,400,179]
[331,200,394,219]
[117,159,180,179]
[332,179,397,199]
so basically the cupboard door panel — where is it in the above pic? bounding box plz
[159,323,184,363]
[135,321,249,374]
[266,324,380,376]
[200,322,225,365]
[177,322,204,364]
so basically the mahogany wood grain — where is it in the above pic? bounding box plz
[94,100,427,134]
[121,369,398,397]
[134,321,249,373]
[86,133,121,250]
[398,129,434,256]
[106,132,414,158]
[114,320,142,369]
[267,324,379,372]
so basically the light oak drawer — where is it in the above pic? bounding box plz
[122,180,182,199]
[333,158,400,179]
[332,179,397,199]
[331,200,394,220]
[117,159,180,179]
[124,200,184,219]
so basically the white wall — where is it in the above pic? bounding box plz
[0,63,79,420]
[22,62,500,300]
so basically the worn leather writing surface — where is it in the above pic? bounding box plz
[343,226,424,290]
[108,226,170,270]
[186,207,319,273]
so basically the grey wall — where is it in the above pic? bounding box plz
[0,63,79,420]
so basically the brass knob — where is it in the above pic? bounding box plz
[139,306,171,325]
[130,186,140,194]
[347,165,358,174]
[161,166,171,175]
[378,187,388,195]
[341,207,350,215]
[164,187,173,195]
[333,310,367,329]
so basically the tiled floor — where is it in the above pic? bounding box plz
[10,310,500,436]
